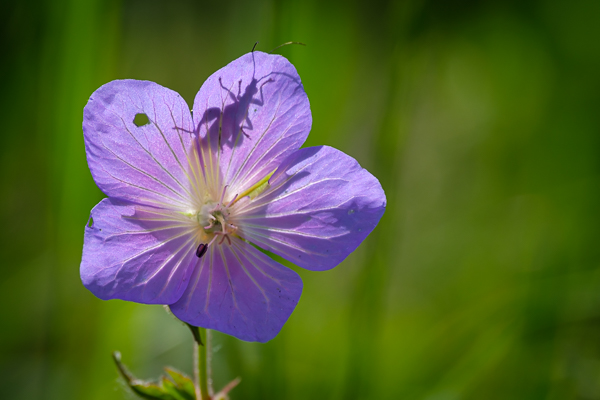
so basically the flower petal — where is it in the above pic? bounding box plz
[81,198,199,304]
[169,237,303,342]
[192,51,311,195]
[83,80,196,209]
[233,146,386,271]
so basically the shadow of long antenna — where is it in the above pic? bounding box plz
[269,41,306,54]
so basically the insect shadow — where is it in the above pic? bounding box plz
[195,62,274,151]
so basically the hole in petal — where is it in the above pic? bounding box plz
[133,113,149,127]
[87,216,94,227]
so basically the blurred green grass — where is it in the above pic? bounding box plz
[2,0,600,399]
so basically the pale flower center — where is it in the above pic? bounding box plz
[185,144,276,258]
[192,191,238,252]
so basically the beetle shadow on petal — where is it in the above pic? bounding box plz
[195,75,275,152]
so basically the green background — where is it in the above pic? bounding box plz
[2,0,600,399]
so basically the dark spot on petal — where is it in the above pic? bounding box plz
[133,113,149,127]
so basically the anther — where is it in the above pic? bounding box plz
[195,243,208,258]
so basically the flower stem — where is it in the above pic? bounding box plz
[206,329,214,397]
[192,326,211,400]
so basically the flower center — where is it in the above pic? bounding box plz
[198,202,236,237]
[193,193,238,257]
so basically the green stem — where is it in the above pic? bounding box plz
[192,327,211,400]
[206,329,214,396]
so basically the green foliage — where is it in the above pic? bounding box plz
[113,352,195,400]
[164,368,197,399]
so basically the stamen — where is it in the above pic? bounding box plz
[195,243,208,258]
[220,185,228,204]
[207,234,219,248]
[217,234,232,246]
[226,193,238,207]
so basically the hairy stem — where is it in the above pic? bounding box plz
[192,326,211,400]
[206,329,214,396]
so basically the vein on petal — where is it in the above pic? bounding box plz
[242,230,332,258]
[96,125,186,197]
[227,86,284,188]
[236,123,304,193]
[232,91,305,189]
[117,114,194,200]
[233,237,283,284]
[223,80,257,183]
[98,163,189,208]
[230,240,270,309]
[233,151,323,214]
[181,253,207,312]
[136,233,197,298]
[205,247,214,313]
[237,178,348,216]
[109,227,196,278]
[235,203,350,220]
[151,96,200,199]
[168,106,206,201]
[218,245,241,318]
[200,96,219,193]
[104,223,192,239]
[240,223,344,240]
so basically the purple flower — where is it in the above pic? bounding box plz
[81,51,386,342]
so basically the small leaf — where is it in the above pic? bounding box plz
[160,376,189,400]
[164,367,196,399]
[130,382,177,400]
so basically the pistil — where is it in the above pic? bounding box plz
[194,192,238,256]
